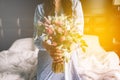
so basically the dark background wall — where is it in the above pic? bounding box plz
[0,0,42,51]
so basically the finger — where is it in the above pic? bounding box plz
[37,21,50,29]
[44,17,50,24]
[53,56,61,60]
[53,57,64,61]
[43,41,48,46]
[53,58,64,63]
[50,52,63,57]
[51,49,63,54]
[49,49,64,56]
[38,21,44,26]
[51,42,57,47]
[42,41,51,50]
[55,49,63,53]
[42,23,49,28]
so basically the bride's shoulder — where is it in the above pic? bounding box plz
[72,0,81,4]
[72,0,81,8]
[37,3,44,10]
[35,3,44,15]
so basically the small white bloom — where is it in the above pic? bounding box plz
[66,25,70,30]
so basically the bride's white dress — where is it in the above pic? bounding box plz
[78,35,120,80]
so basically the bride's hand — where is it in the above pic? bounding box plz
[38,17,53,35]
[42,41,64,63]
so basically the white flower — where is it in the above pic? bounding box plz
[66,25,70,30]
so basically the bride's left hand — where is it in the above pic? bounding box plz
[43,41,64,63]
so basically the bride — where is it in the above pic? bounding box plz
[33,0,84,80]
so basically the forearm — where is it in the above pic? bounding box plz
[33,4,47,51]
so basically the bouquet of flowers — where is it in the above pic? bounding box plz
[37,15,87,73]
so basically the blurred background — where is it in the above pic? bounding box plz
[0,0,120,56]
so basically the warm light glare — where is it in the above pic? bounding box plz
[113,0,120,5]
[84,0,120,54]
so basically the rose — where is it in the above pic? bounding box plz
[45,27,54,35]
[59,36,66,42]
[57,27,64,34]
[54,21,63,26]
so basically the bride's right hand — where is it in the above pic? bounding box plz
[42,41,64,63]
